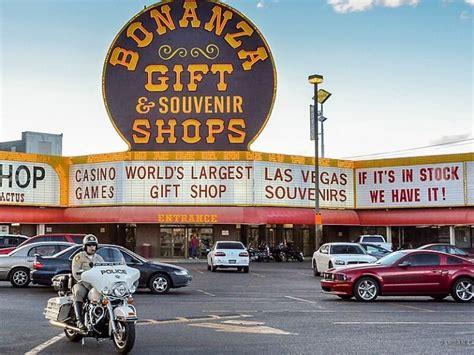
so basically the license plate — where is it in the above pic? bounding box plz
[229,260,236,264]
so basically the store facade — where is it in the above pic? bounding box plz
[1,151,473,258]
[1,1,473,257]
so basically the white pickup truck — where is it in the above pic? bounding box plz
[354,235,392,251]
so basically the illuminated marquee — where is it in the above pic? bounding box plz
[103,0,276,151]
[0,160,60,206]
[69,160,354,208]
[356,163,466,208]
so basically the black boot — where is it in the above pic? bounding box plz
[73,302,86,331]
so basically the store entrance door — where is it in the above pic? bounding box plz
[186,227,213,259]
[160,227,186,258]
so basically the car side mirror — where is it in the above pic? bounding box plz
[398,261,411,268]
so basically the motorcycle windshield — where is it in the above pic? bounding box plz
[81,247,139,295]
[95,247,126,265]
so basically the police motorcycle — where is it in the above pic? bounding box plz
[44,247,140,353]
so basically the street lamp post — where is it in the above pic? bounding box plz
[317,88,331,158]
[320,104,325,158]
[308,74,323,250]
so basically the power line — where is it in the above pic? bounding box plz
[341,138,474,159]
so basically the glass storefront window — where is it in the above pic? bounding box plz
[160,228,186,258]
[455,227,472,249]
[187,227,214,258]
[248,228,259,248]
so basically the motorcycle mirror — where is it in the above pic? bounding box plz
[89,262,94,268]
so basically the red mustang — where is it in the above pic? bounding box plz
[321,250,473,303]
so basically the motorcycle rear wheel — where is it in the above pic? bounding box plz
[64,328,83,342]
[113,321,136,354]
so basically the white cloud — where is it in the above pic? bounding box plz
[328,0,420,13]
[257,1,265,8]
[465,0,474,5]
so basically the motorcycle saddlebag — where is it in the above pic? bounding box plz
[52,274,70,293]
[44,296,73,322]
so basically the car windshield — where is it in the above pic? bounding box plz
[217,242,244,250]
[362,236,384,243]
[53,244,79,258]
[366,244,389,252]
[330,245,365,255]
[96,247,125,265]
[375,251,407,265]
[71,235,85,244]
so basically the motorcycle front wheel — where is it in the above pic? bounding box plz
[113,321,136,354]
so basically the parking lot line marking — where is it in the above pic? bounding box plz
[334,322,474,325]
[25,333,65,355]
[392,303,436,312]
[297,272,313,276]
[139,314,252,325]
[191,268,204,274]
[197,289,216,297]
[284,295,317,304]
[190,322,294,335]
[251,272,266,278]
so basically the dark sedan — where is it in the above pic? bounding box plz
[418,244,472,259]
[321,250,474,303]
[31,244,192,294]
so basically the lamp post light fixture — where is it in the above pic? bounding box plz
[308,73,324,250]
[317,88,332,158]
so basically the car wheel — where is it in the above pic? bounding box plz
[337,295,352,301]
[354,277,379,302]
[237,267,243,272]
[243,266,249,273]
[207,264,211,271]
[430,295,448,301]
[451,277,473,303]
[149,273,171,294]
[211,261,217,272]
[313,260,319,277]
[10,267,30,288]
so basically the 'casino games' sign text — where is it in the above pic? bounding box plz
[103,0,277,151]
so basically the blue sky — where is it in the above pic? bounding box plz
[0,0,472,159]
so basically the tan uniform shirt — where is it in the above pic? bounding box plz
[72,251,104,282]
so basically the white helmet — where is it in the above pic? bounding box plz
[83,234,98,250]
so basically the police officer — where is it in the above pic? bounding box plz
[71,234,103,330]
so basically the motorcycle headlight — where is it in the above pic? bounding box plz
[334,260,346,265]
[130,280,139,293]
[112,282,129,297]
[173,269,189,276]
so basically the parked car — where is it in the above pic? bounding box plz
[0,233,84,255]
[31,244,192,294]
[0,234,28,250]
[354,235,392,251]
[312,243,377,276]
[0,241,73,287]
[321,250,474,303]
[358,243,392,259]
[207,241,249,273]
[418,244,472,259]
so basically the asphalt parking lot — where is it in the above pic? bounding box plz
[1,261,473,354]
